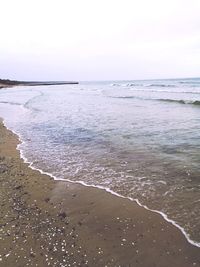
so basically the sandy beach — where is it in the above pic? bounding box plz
[0,122,200,267]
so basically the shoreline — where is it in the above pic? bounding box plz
[17,143,200,249]
[0,122,200,266]
[8,118,200,249]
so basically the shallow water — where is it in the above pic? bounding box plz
[0,78,200,245]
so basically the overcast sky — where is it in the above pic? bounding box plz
[0,0,200,81]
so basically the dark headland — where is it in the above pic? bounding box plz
[0,78,78,88]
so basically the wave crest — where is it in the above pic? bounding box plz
[158,99,200,105]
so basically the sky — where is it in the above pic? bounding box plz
[0,0,200,81]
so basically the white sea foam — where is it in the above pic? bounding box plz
[2,119,200,249]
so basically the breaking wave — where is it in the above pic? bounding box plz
[148,84,176,88]
[110,83,176,88]
[158,99,200,105]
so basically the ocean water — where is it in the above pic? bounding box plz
[0,78,200,246]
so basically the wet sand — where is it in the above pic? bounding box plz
[0,122,200,267]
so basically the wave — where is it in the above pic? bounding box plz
[109,95,200,106]
[0,92,44,112]
[111,83,142,87]
[110,83,121,86]
[158,99,200,106]
[109,83,200,95]
[192,100,200,105]
[180,81,200,85]
[148,84,176,88]
[158,99,186,104]
[129,88,200,94]
[0,101,22,106]
[125,83,143,87]
[111,83,177,88]
[111,81,200,89]
[23,90,44,112]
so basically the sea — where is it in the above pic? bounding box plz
[0,78,200,247]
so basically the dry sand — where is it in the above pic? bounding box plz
[0,122,200,267]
